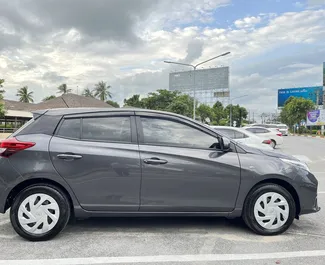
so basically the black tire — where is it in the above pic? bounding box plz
[242,184,296,236]
[10,184,70,241]
[271,140,276,149]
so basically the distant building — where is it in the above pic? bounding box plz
[0,93,113,138]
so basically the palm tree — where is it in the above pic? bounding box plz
[57,84,71,94]
[82,87,94,97]
[17,86,34,103]
[43,95,56,101]
[93,81,112,101]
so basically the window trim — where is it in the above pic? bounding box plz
[55,114,138,144]
[135,114,222,151]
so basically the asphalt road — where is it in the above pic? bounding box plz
[0,136,325,265]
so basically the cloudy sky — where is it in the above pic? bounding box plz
[1,0,325,115]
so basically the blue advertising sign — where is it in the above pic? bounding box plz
[278,86,323,107]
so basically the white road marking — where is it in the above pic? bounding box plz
[292,155,312,163]
[318,191,325,194]
[0,220,10,226]
[0,234,16,239]
[2,250,325,264]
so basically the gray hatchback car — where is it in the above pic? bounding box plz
[0,108,320,241]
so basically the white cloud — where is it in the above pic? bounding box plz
[1,2,325,113]
[234,16,261,29]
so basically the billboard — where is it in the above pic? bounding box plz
[169,67,229,92]
[306,109,325,126]
[323,62,325,87]
[278,86,323,107]
[169,67,230,106]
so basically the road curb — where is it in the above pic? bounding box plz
[290,134,325,139]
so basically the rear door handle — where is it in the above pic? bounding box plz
[57,154,83,160]
[143,158,168,165]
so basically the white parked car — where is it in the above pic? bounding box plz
[211,126,274,150]
[244,126,284,148]
[249,123,289,136]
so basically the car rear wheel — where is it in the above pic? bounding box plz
[10,184,70,241]
[242,184,296,235]
[270,140,276,149]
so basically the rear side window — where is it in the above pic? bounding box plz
[57,119,81,139]
[15,115,62,136]
[216,129,235,139]
[246,128,256,133]
[255,128,269,133]
[234,131,247,139]
[82,117,131,143]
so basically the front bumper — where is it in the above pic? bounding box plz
[297,172,321,216]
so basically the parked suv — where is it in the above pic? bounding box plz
[0,108,320,241]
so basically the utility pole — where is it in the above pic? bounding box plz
[252,112,255,124]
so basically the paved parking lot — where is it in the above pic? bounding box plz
[0,136,325,264]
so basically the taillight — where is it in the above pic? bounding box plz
[0,138,35,157]
[276,133,282,136]
[262,140,271,144]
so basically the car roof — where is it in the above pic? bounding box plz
[33,107,183,117]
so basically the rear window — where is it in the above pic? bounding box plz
[14,115,62,136]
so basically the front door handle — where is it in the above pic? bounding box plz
[57,154,83,160]
[143,157,168,165]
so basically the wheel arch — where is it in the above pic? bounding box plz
[246,178,301,218]
[4,178,75,216]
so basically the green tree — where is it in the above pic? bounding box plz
[280,96,315,127]
[224,104,248,127]
[0,79,5,117]
[0,79,4,95]
[17,86,34,103]
[124,94,143,108]
[106,100,120,108]
[168,94,194,117]
[42,95,56,101]
[82,87,94,97]
[212,101,225,124]
[196,104,214,123]
[94,81,112,101]
[57,84,71,94]
[142,89,179,110]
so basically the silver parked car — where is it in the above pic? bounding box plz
[0,108,320,241]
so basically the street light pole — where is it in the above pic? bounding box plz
[164,52,230,120]
[229,95,248,126]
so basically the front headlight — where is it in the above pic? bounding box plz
[280,158,310,172]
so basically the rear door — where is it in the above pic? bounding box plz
[49,112,142,211]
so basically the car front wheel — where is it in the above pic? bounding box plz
[242,184,296,235]
[10,184,70,241]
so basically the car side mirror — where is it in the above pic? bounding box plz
[220,137,231,152]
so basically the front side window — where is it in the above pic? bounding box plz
[82,116,131,143]
[141,117,218,149]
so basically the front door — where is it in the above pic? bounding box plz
[49,113,141,211]
[137,114,241,212]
